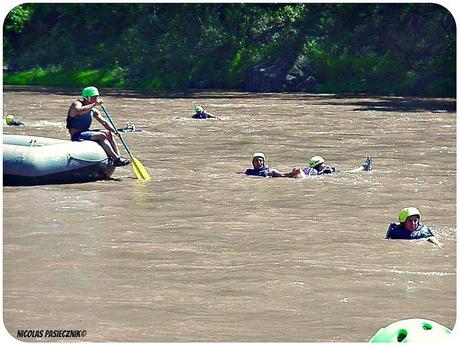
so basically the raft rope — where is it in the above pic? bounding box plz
[67,154,108,163]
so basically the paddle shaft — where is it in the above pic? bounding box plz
[100,104,151,181]
[100,105,134,158]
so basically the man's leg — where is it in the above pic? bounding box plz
[100,130,121,156]
[98,131,129,166]
[76,131,129,166]
[89,132,120,161]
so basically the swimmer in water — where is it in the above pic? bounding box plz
[191,105,219,119]
[288,155,372,177]
[244,152,299,178]
[386,207,442,246]
[4,115,25,126]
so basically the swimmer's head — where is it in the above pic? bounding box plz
[195,105,204,113]
[399,207,421,223]
[369,318,451,343]
[252,152,266,168]
[5,115,15,125]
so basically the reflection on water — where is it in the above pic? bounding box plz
[2,87,456,342]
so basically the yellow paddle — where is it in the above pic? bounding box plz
[101,105,151,181]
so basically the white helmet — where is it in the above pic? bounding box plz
[252,152,266,164]
[253,152,266,161]
[309,155,325,168]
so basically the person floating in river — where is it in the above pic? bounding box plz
[191,105,218,119]
[66,86,130,167]
[386,207,442,247]
[245,152,298,178]
[302,155,337,176]
[288,155,372,178]
[4,114,25,126]
[284,155,337,178]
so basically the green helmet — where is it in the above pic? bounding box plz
[399,207,421,223]
[195,105,204,113]
[82,86,99,99]
[369,318,451,343]
[5,114,15,125]
[309,155,325,168]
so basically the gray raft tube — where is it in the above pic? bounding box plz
[3,135,115,186]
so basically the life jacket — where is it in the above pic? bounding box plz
[303,165,335,176]
[192,112,212,119]
[302,167,319,176]
[245,165,273,177]
[385,223,434,240]
[7,120,24,126]
[66,100,93,130]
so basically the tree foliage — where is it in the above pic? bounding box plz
[3,3,455,96]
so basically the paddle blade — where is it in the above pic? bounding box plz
[131,156,151,181]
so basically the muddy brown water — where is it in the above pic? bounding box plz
[2,86,456,342]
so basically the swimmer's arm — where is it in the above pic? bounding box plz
[287,167,306,178]
[271,168,304,178]
[205,112,221,120]
[273,167,305,178]
[427,236,442,247]
[270,169,285,177]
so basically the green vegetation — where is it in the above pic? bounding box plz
[3,67,128,87]
[3,3,456,96]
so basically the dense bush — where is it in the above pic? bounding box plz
[3,3,456,96]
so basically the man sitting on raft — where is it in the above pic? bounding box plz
[386,207,442,246]
[66,86,130,167]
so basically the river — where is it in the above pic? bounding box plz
[2,86,456,341]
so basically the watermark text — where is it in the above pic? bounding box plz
[16,329,87,338]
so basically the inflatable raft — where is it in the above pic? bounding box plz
[3,134,115,186]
